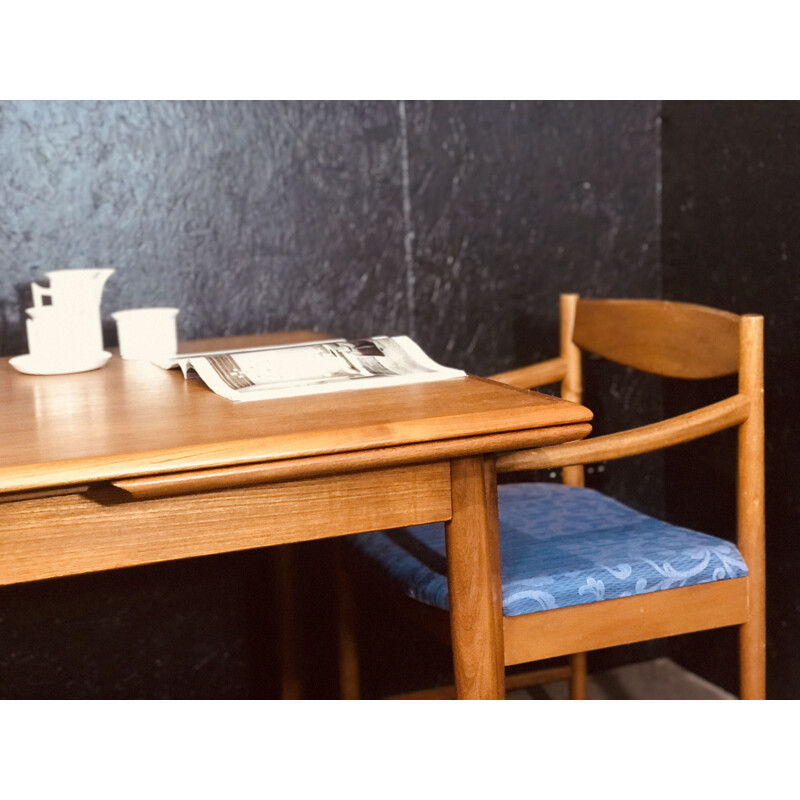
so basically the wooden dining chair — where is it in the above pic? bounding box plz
[336,294,765,699]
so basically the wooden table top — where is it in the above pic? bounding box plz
[0,332,592,493]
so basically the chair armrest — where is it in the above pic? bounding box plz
[489,357,567,389]
[496,394,751,473]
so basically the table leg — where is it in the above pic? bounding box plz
[445,456,505,699]
[276,545,303,699]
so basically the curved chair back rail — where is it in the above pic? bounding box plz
[572,298,742,378]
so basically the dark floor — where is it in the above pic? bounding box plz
[508,657,735,700]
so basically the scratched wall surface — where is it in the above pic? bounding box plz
[0,101,660,369]
[0,101,409,355]
[0,101,661,698]
[403,100,662,372]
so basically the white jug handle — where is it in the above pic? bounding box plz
[31,283,51,307]
[25,319,39,354]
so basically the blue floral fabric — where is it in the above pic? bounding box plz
[349,483,748,617]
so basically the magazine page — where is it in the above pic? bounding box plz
[159,336,465,402]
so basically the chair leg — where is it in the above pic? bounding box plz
[335,541,362,700]
[739,620,766,699]
[568,652,588,699]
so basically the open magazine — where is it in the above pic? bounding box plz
[157,336,466,402]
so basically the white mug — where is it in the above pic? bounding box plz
[112,308,179,361]
[28,304,106,358]
[25,306,77,361]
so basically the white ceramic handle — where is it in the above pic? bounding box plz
[25,319,40,354]
[31,283,51,307]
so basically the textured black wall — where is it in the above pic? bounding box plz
[0,100,661,697]
[1,101,660,370]
[661,100,800,699]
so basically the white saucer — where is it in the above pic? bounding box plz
[9,351,112,376]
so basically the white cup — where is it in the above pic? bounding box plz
[27,305,105,358]
[26,305,105,362]
[112,308,179,361]
[26,308,67,360]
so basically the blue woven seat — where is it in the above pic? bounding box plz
[349,482,748,617]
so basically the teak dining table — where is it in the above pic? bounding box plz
[0,331,592,699]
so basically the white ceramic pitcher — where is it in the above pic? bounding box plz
[32,268,114,310]
[28,268,114,361]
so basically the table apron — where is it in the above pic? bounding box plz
[0,462,452,586]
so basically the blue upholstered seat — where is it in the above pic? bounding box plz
[349,483,748,617]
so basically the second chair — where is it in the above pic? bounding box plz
[336,294,765,700]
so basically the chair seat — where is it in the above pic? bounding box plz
[348,483,748,617]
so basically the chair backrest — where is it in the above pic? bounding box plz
[572,298,741,379]
[494,294,764,574]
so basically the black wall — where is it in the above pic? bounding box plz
[7,100,784,698]
[661,101,800,699]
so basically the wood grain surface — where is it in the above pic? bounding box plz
[0,333,592,493]
[0,463,452,585]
